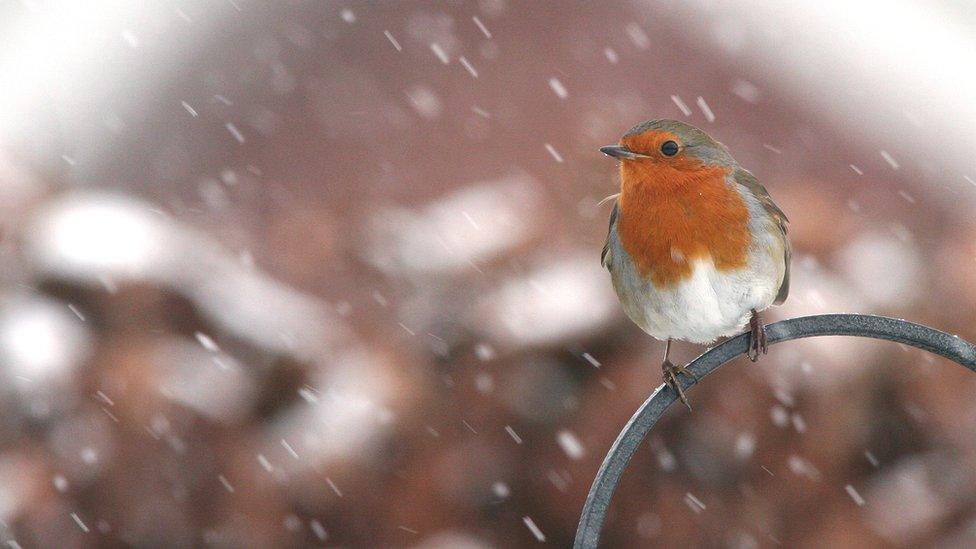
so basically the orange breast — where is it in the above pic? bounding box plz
[617,163,751,287]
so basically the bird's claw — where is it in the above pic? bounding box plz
[662,359,696,411]
[747,310,768,362]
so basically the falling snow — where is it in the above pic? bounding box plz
[310,520,328,541]
[505,425,523,444]
[71,513,90,533]
[459,56,478,78]
[549,77,569,99]
[556,429,585,460]
[181,100,198,117]
[383,30,402,51]
[430,43,450,64]
[880,150,900,169]
[225,123,245,143]
[544,143,564,163]
[218,475,235,493]
[845,484,866,506]
[671,95,692,116]
[696,96,715,122]
[472,16,492,38]
[731,79,760,103]
[625,23,650,50]
[684,492,707,513]
[522,516,546,542]
[194,331,220,352]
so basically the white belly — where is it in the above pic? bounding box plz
[606,236,782,344]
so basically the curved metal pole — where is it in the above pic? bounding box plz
[574,314,976,548]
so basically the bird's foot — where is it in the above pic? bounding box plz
[662,359,697,410]
[747,309,768,362]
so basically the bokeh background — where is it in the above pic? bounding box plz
[2,0,976,547]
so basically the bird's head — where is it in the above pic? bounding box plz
[600,119,736,187]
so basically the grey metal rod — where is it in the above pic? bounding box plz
[574,314,976,548]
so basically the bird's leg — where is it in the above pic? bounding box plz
[747,309,768,362]
[661,338,696,410]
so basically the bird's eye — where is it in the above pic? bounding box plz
[660,140,679,157]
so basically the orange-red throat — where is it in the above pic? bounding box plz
[616,151,751,287]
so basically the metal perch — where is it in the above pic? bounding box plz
[574,314,976,548]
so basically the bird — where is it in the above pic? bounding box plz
[599,119,790,409]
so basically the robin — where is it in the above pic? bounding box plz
[600,119,790,409]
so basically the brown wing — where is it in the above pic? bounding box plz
[734,168,791,304]
[601,200,619,269]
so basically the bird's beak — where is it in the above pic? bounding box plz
[599,145,649,160]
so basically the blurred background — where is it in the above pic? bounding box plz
[1,0,976,547]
